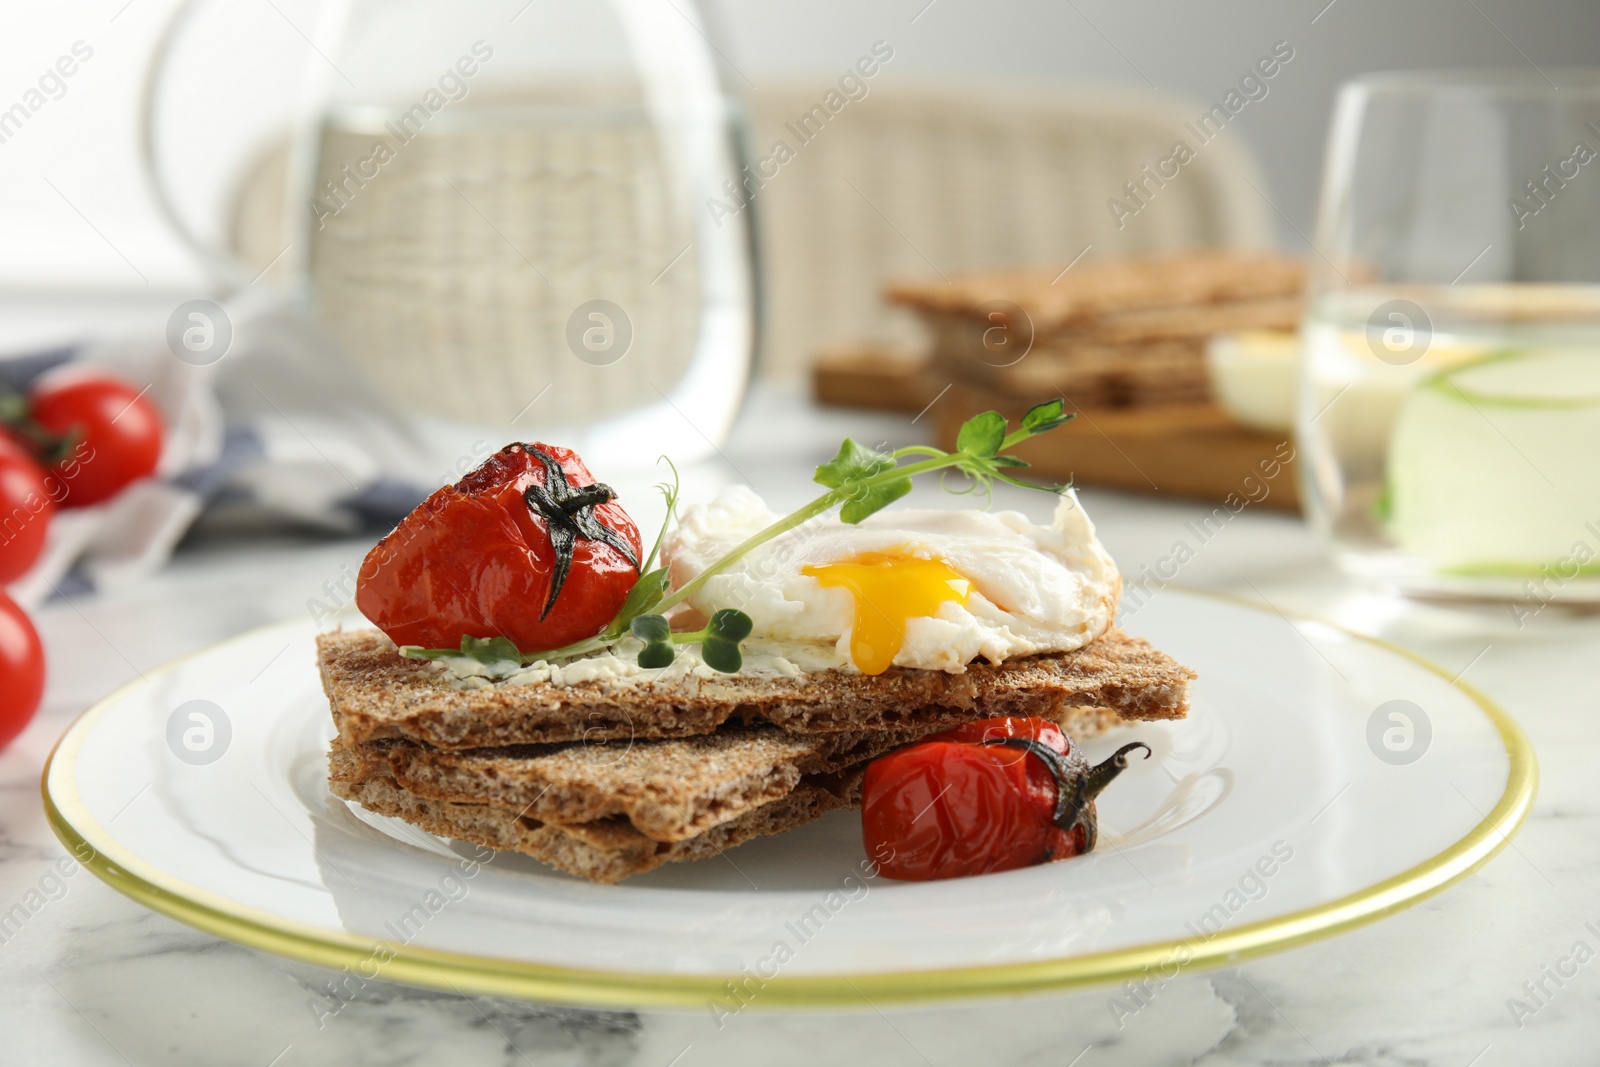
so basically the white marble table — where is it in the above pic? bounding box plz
[2,387,1595,1066]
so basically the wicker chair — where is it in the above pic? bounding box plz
[745,82,1275,379]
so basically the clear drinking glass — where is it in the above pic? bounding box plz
[1300,70,1600,604]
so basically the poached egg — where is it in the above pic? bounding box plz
[661,486,1121,675]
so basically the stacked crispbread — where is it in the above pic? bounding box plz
[886,250,1305,409]
[320,627,1195,883]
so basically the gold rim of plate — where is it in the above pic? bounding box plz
[40,590,1539,1009]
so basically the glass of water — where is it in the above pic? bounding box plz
[145,0,757,476]
[1300,69,1600,605]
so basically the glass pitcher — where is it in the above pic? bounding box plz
[143,0,758,476]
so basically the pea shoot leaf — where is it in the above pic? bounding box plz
[956,410,1007,458]
[397,645,457,662]
[706,608,753,642]
[398,633,524,666]
[839,475,912,524]
[461,635,523,663]
[1020,399,1073,436]
[637,641,675,669]
[630,613,677,668]
[700,637,742,673]
[813,438,912,523]
[813,438,896,489]
[608,568,670,636]
[629,614,671,643]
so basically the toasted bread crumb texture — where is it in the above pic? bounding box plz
[329,740,859,884]
[349,725,927,843]
[319,628,1195,752]
[885,251,1306,334]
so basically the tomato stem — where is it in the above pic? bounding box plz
[985,737,1151,849]
[983,736,1089,834]
[1085,742,1152,800]
[0,382,74,465]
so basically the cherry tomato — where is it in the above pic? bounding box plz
[357,442,643,653]
[861,716,1148,881]
[0,437,55,582]
[28,369,164,507]
[0,592,44,749]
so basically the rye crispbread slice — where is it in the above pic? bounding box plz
[337,704,1132,844]
[328,740,859,884]
[885,251,1305,335]
[922,297,1301,358]
[917,297,1300,408]
[319,627,1194,752]
[943,337,1215,408]
[345,724,930,843]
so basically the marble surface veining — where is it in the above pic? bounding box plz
[1,388,1595,1066]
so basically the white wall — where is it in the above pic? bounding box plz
[1,0,1596,292]
[708,0,1600,250]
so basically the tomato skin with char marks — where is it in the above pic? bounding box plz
[356,442,642,654]
[863,718,1150,882]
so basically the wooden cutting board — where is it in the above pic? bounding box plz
[811,344,1299,511]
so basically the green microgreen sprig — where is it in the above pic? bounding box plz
[630,607,752,672]
[400,400,1073,675]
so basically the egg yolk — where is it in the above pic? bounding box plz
[802,552,971,675]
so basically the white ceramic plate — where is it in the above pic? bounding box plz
[43,590,1535,1008]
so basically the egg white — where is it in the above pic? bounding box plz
[660,486,1122,673]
